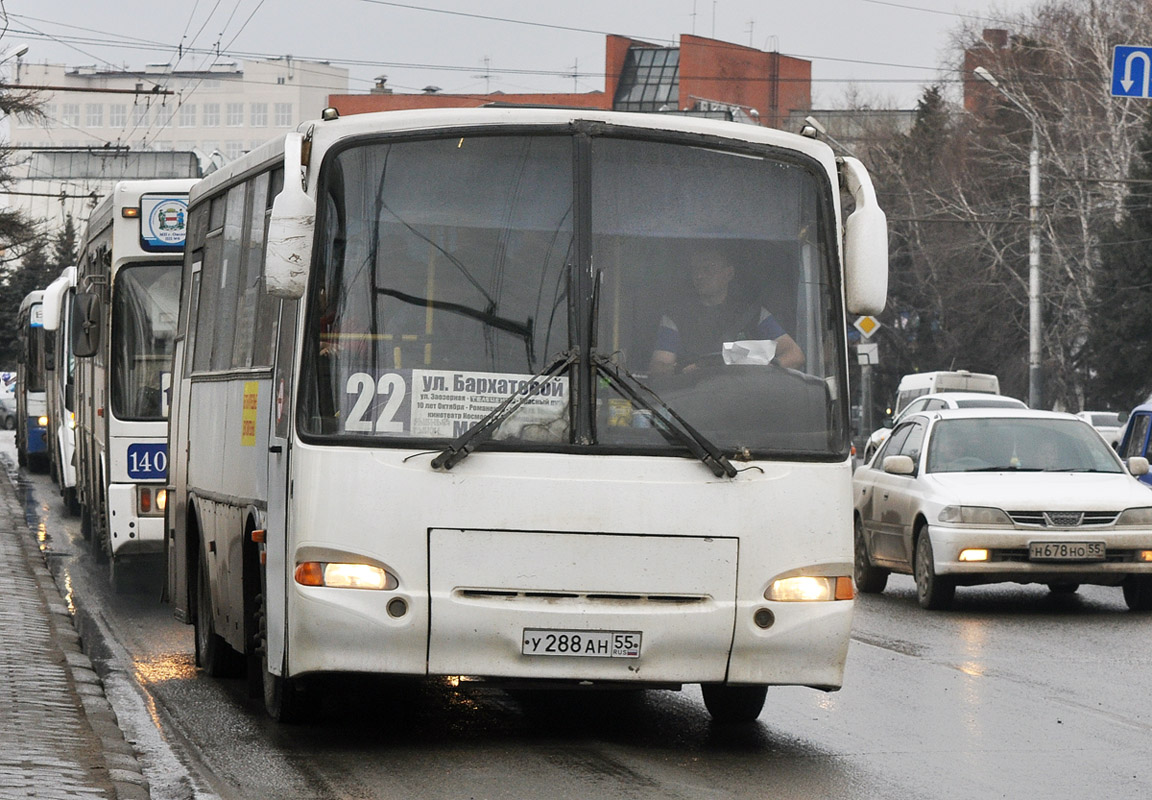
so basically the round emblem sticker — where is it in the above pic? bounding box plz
[148,199,188,246]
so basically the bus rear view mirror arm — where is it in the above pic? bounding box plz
[72,291,101,359]
[265,132,315,299]
[840,156,888,315]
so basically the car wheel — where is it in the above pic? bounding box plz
[701,684,767,724]
[854,517,889,594]
[1122,576,1152,612]
[914,532,955,610]
[1047,582,1080,595]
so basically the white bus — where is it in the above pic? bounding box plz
[73,179,198,589]
[166,108,888,723]
[42,266,80,514]
[16,290,49,472]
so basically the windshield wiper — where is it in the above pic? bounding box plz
[590,353,737,479]
[430,349,579,471]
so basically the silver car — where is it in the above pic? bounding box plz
[0,394,15,430]
[853,408,1152,611]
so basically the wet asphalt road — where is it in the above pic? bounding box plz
[6,432,1151,800]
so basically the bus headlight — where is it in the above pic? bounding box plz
[765,576,854,602]
[37,415,48,427]
[294,562,398,591]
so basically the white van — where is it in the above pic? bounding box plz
[891,370,1000,417]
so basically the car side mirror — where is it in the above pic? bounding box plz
[883,454,915,475]
[1127,456,1149,476]
[72,292,101,358]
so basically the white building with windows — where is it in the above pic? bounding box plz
[11,57,348,160]
[4,57,347,243]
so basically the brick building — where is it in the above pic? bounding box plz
[330,33,811,129]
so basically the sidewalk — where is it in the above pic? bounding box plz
[0,467,150,800]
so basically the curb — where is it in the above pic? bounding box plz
[8,475,153,800]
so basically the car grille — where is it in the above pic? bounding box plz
[1005,510,1119,528]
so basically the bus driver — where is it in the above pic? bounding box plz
[647,251,804,376]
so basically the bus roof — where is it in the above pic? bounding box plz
[191,106,839,206]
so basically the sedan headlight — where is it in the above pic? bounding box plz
[938,505,1012,526]
[1117,507,1152,526]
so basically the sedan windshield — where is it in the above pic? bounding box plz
[926,418,1123,474]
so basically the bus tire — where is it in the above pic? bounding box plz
[194,548,244,677]
[63,486,80,517]
[701,684,767,724]
[79,502,92,540]
[109,556,133,594]
[259,589,314,723]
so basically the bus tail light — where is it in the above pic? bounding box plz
[294,562,397,591]
[137,486,166,516]
[765,576,854,602]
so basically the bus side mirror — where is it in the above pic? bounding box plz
[72,292,101,358]
[264,132,315,299]
[840,156,888,315]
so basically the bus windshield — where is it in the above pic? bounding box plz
[299,132,846,458]
[23,307,46,394]
[111,263,180,420]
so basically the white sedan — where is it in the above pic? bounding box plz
[852,408,1152,611]
[862,391,1026,462]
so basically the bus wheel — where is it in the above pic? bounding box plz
[194,548,243,677]
[259,590,314,723]
[700,684,767,724]
[63,487,80,517]
[109,556,133,594]
[89,505,110,563]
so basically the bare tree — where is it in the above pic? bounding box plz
[863,0,1152,412]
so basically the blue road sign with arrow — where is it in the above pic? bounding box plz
[1113,45,1152,99]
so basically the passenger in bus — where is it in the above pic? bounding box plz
[647,250,804,376]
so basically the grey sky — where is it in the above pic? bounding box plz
[3,0,1039,108]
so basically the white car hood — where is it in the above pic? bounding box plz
[929,472,1152,510]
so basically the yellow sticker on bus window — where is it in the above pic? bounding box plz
[241,381,259,446]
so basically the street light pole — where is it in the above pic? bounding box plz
[974,66,1042,409]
